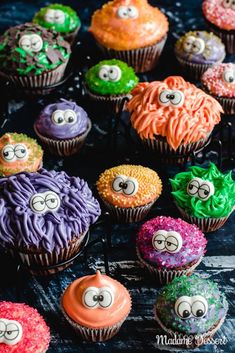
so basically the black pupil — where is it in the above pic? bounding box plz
[110,70,113,74]
[183,310,190,318]
[21,149,25,153]
[167,242,172,246]
[166,94,175,100]
[204,190,209,195]
[196,309,204,317]
[40,201,44,205]
[3,152,8,156]
[58,117,63,123]
[157,240,162,244]
[119,182,128,189]
[189,184,193,190]
[68,116,74,122]
[93,295,103,302]
[229,77,234,82]
[7,331,12,335]
[51,199,55,203]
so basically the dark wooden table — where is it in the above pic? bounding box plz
[0,1,234,352]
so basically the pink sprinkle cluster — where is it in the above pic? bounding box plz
[202,63,235,97]
[203,0,235,30]
[0,301,50,353]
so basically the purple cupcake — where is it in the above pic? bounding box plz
[0,169,101,275]
[175,31,225,80]
[34,98,92,156]
[136,216,207,284]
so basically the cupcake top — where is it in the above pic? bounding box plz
[0,301,50,353]
[137,216,207,269]
[175,31,225,64]
[202,0,235,31]
[96,164,162,208]
[202,63,235,98]
[155,275,228,334]
[0,133,43,177]
[0,23,71,76]
[85,59,139,95]
[35,99,89,139]
[62,271,131,328]
[127,76,223,150]
[33,4,81,34]
[89,0,169,51]
[171,163,235,218]
[0,169,101,253]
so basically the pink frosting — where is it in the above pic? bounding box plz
[202,0,235,30]
[202,63,235,97]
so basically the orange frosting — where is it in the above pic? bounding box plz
[62,271,131,329]
[89,0,169,51]
[127,76,223,150]
[96,164,162,208]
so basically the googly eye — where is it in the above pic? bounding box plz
[14,144,28,160]
[122,177,139,196]
[187,178,201,196]
[4,322,21,344]
[127,6,139,18]
[44,9,55,23]
[98,65,110,81]
[108,65,122,82]
[117,6,129,19]
[222,0,232,8]
[183,35,195,52]
[165,231,183,253]
[1,145,15,162]
[52,110,65,125]
[99,287,114,308]
[0,320,6,338]
[191,38,205,55]
[54,10,65,24]
[112,175,126,193]
[64,109,77,124]
[82,287,100,309]
[152,230,167,251]
[223,69,235,84]
[30,194,46,214]
[30,34,43,52]
[170,90,185,107]
[45,192,60,211]
[19,35,31,51]
[198,181,215,201]
[175,296,192,319]
[158,90,172,106]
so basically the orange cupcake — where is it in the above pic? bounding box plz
[89,0,169,72]
[0,133,43,177]
[96,164,162,223]
[61,271,131,342]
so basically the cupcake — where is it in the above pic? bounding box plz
[61,270,131,342]
[175,31,225,80]
[96,164,162,223]
[0,133,43,177]
[127,76,223,163]
[0,23,71,90]
[136,216,207,284]
[201,63,235,115]
[33,4,81,45]
[89,0,169,73]
[34,99,91,157]
[0,301,50,352]
[202,0,235,54]
[0,169,101,275]
[170,163,235,232]
[84,59,139,112]
[154,275,228,348]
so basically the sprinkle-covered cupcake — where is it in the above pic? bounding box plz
[61,271,131,342]
[34,99,91,156]
[89,0,169,72]
[33,4,81,44]
[154,275,228,348]
[0,23,71,90]
[0,169,101,275]
[96,164,162,223]
[0,133,43,177]
[202,0,235,54]
[175,31,225,80]
[84,59,138,112]
[0,301,50,352]
[201,63,235,115]
[170,163,235,232]
[127,76,223,162]
[137,216,207,284]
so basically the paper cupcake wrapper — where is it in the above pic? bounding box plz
[154,309,226,349]
[13,231,87,276]
[34,119,91,157]
[204,19,235,55]
[136,247,202,284]
[201,85,235,115]
[63,25,80,45]
[101,198,156,223]
[97,35,167,73]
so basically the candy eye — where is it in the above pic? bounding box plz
[222,0,232,8]
[117,6,129,19]
[5,323,20,343]
[83,287,99,309]
[158,90,172,106]
[30,194,46,213]
[2,145,15,162]
[98,65,110,81]
[191,296,208,318]
[19,35,31,51]
[165,231,183,253]
[112,175,126,193]
[183,36,195,52]
[54,10,65,24]
[64,109,77,124]
[45,9,55,23]
[187,178,200,196]
[170,90,185,107]
[99,287,114,308]
[45,192,60,211]
[175,296,192,319]
[122,177,139,196]
[52,110,65,125]
[127,6,139,18]
[152,230,167,251]
[14,144,28,160]
[198,181,215,201]
[0,321,6,338]
[223,69,235,84]
[108,65,122,82]
[191,38,205,55]
[30,34,43,52]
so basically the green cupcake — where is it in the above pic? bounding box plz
[33,4,81,44]
[170,163,235,232]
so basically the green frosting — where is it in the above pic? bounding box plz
[33,4,80,34]
[155,275,228,334]
[85,59,139,96]
[170,163,235,218]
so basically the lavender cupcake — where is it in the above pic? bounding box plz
[0,169,101,275]
[34,99,91,156]
[175,31,225,80]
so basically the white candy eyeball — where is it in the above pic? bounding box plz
[0,320,6,338]
[112,175,126,193]
[44,191,60,211]
[19,35,31,51]
[30,191,61,214]
[191,38,205,55]
[44,9,55,23]
[98,65,110,81]
[52,110,65,125]
[127,6,139,19]
[175,296,192,319]
[158,90,172,106]
[170,90,185,107]
[82,287,100,309]
[122,177,139,196]
[30,34,43,52]
[165,231,183,253]
[223,68,235,84]
[187,177,215,201]
[14,144,28,160]
[0,319,23,346]
[98,287,114,308]
[152,230,167,251]
[117,6,129,19]
[54,10,65,24]
[183,36,195,53]
[64,109,77,124]
[187,177,201,196]
[191,295,208,318]
[108,65,122,82]
[30,194,46,214]
[222,0,232,8]
[1,145,15,162]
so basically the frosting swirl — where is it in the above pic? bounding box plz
[203,0,235,31]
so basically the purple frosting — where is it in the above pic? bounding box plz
[0,169,101,253]
[35,99,89,139]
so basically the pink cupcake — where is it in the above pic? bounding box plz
[136,216,207,284]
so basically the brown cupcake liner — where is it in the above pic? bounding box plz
[204,18,235,54]
[13,231,87,276]
[34,119,92,157]
[97,35,167,73]
[202,86,234,115]
[101,198,157,223]
[136,247,202,284]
